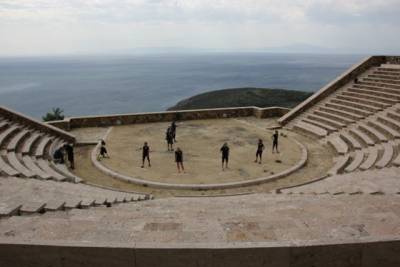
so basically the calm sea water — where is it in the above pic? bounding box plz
[0,53,365,118]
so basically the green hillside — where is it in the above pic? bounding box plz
[167,87,312,111]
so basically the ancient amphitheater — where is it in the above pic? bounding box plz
[0,55,400,266]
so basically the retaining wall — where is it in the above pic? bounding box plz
[0,238,399,267]
[48,106,290,130]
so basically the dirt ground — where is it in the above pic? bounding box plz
[71,117,335,197]
[101,118,302,184]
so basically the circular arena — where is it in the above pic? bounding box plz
[0,56,400,266]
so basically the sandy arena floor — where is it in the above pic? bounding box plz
[101,118,302,184]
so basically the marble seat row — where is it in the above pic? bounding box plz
[0,116,79,183]
[291,65,400,139]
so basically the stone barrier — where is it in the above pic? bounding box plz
[48,106,290,129]
[0,238,399,267]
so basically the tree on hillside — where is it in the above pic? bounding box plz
[42,107,65,122]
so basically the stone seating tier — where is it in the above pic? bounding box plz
[313,110,354,124]
[358,123,388,143]
[327,136,349,155]
[301,118,337,133]
[339,132,362,150]
[292,121,328,138]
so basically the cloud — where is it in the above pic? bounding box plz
[0,0,399,55]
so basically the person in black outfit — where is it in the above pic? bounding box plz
[175,147,184,173]
[53,147,64,164]
[141,142,151,168]
[63,143,74,169]
[220,142,230,170]
[166,127,174,151]
[98,140,109,159]
[255,139,265,164]
[171,121,177,142]
[272,130,279,153]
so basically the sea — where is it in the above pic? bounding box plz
[0,53,365,119]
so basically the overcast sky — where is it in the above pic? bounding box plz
[0,0,399,56]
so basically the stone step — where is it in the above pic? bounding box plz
[349,87,400,101]
[313,110,354,124]
[345,151,365,172]
[375,142,394,169]
[307,114,345,129]
[0,121,9,131]
[336,95,390,109]
[327,136,349,155]
[319,106,363,120]
[349,128,375,146]
[377,115,400,132]
[0,202,22,217]
[359,146,380,170]
[301,118,337,133]
[64,199,82,209]
[330,98,381,113]
[44,199,66,211]
[36,159,67,181]
[373,70,400,77]
[339,132,363,150]
[7,152,36,178]
[358,123,388,143]
[387,112,400,122]
[368,73,400,81]
[0,153,20,176]
[378,65,400,71]
[328,154,351,175]
[342,91,398,105]
[353,84,400,95]
[94,198,107,206]
[358,80,400,91]
[35,136,52,158]
[292,121,328,138]
[363,77,400,86]
[393,151,400,166]
[19,202,46,215]
[0,125,20,149]
[22,155,52,180]
[50,162,82,183]
[325,102,372,117]
[21,132,41,155]
[80,199,95,208]
[367,120,400,139]
[6,129,30,152]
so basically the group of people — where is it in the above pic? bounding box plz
[140,121,280,172]
[53,143,75,169]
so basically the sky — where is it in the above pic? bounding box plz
[0,0,399,56]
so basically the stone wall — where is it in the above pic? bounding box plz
[0,239,399,267]
[278,55,390,125]
[48,107,290,130]
[0,105,75,143]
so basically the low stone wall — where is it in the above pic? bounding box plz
[278,55,390,125]
[0,238,399,267]
[48,106,289,129]
[0,105,75,143]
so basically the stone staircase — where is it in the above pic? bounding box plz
[0,116,81,183]
[278,167,400,195]
[0,176,151,217]
[288,64,400,175]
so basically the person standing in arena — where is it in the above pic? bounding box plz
[63,143,75,169]
[166,127,174,151]
[255,139,265,164]
[220,142,230,171]
[272,130,279,153]
[141,142,151,168]
[175,147,184,173]
[171,121,177,142]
